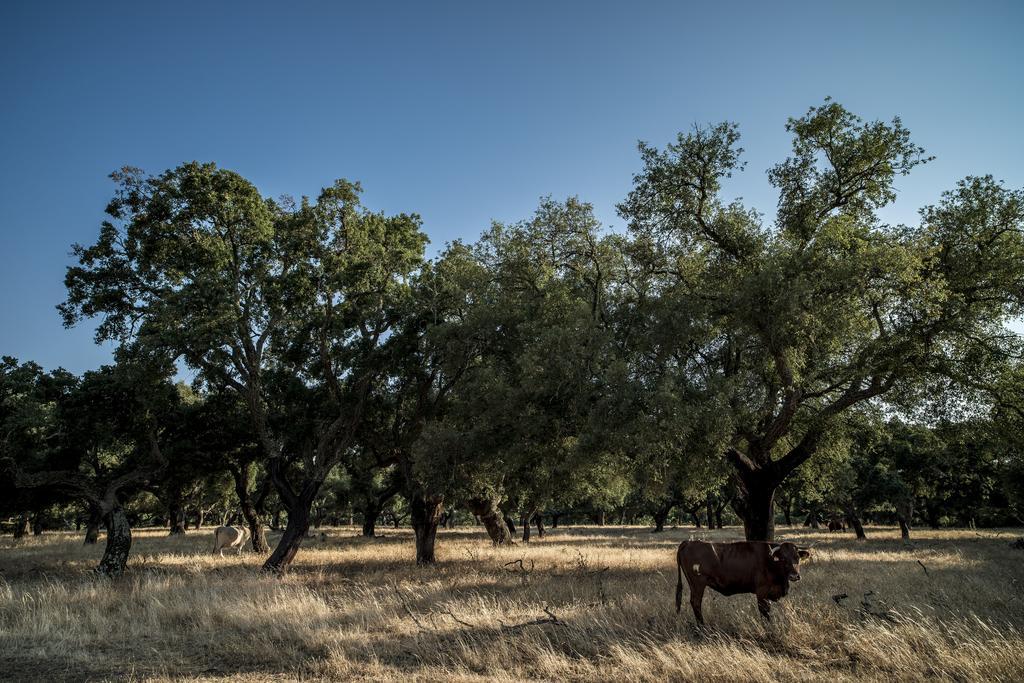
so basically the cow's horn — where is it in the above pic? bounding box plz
[769,544,781,556]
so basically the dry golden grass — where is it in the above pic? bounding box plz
[2,525,1023,682]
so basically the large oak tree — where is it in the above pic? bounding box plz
[619,101,1024,540]
[62,163,427,572]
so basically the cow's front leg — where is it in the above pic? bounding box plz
[756,596,772,621]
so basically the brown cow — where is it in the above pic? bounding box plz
[827,519,845,532]
[675,540,811,624]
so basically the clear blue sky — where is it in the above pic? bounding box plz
[2,1,1021,374]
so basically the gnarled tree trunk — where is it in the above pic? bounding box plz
[240,499,269,552]
[167,496,186,535]
[534,513,545,538]
[263,498,311,574]
[727,434,827,542]
[845,505,867,540]
[230,462,270,552]
[733,477,776,542]
[411,492,444,564]
[467,497,514,545]
[97,505,132,577]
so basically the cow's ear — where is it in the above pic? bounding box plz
[797,548,811,560]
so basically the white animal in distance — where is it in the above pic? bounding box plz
[212,526,249,557]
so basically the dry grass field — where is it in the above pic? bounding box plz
[2,525,1023,682]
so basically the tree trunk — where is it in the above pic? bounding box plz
[653,504,671,533]
[241,500,269,553]
[896,499,913,542]
[846,510,866,539]
[32,513,43,536]
[782,498,793,526]
[467,497,514,545]
[230,463,269,552]
[520,509,537,543]
[361,498,380,537]
[597,510,606,526]
[168,497,186,535]
[262,499,311,574]
[503,514,516,536]
[271,508,282,531]
[534,513,545,539]
[551,513,561,528]
[411,493,443,565]
[84,503,102,544]
[196,507,205,529]
[96,505,132,577]
[13,511,30,539]
[733,474,777,542]
[926,503,941,530]
[898,516,911,541]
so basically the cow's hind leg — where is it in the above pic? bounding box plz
[689,580,706,625]
[676,564,684,613]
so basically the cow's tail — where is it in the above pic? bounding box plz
[675,542,686,613]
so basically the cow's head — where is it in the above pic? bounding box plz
[769,542,811,581]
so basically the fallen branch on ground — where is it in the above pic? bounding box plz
[392,580,428,631]
[503,558,534,584]
[442,608,474,628]
[500,607,566,632]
